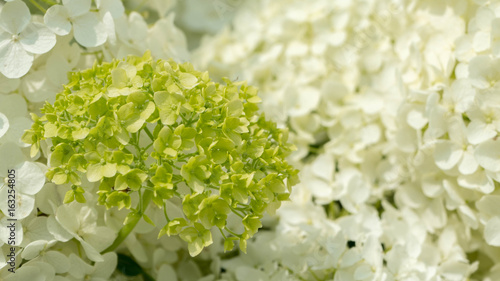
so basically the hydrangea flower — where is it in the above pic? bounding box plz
[0,0,56,78]
[22,51,299,258]
[44,0,107,48]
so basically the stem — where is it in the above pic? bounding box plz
[218,227,227,239]
[39,0,57,5]
[139,188,143,215]
[144,127,155,142]
[163,201,170,222]
[29,0,46,13]
[225,228,241,237]
[229,206,245,218]
[101,189,153,254]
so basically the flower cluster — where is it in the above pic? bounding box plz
[22,51,299,257]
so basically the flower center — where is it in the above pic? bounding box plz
[11,34,20,42]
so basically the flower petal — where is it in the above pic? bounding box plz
[63,0,91,17]
[485,217,500,246]
[0,185,34,219]
[45,251,70,274]
[458,149,478,175]
[2,116,32,147]
[467,120,496,145]
[474,140,500,172]
[0,142,26,177]
[0,40,33,78]
[434,141,463,170]
[16,161,45,195]
[0,94,28,119]
[92,252,117,278]
[73,13,107,47]
[96,0,125,19]
[20,22,56,54]
[4,265,43,281]
[43,5,72,36]
[0,0,31,35]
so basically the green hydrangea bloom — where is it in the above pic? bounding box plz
[22,51,299,256]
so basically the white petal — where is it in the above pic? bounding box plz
[360,124,381,145]
[2,116,33,148]
[92,252,117,278]
[407,108,428,129]
[22,240,51,260]
[46,52,70,86]
[0,73,20,94]
[311,153,334,181]
[0,112,9,139]
[287,86,321,116]
[475,140,500,172]
[434,141,463,170]
[68,253,93,279]
[467,120,496,145]
[47,215,73,242]
[0,185,34,219]
[476,195,500,217]
[78,237,104,262]
[44,5,72,36]
[82,226,115,252]
[101,11,116,45]
[458,149,478,175]
[157,264,178,281]
[63,0,91,17]
[235,266,268,281]
[25,216,53,243]
[73,13,107,47]
[4,265,43,281]
[0,0,31,35]
[96,0,125,18]
[21,69,60,103]
[0,142,26,177]
[485,217,500,246]
[0,40,33,78]
[458,205,478,229]
[16,161,45,195]
[473,31,490,52]
[19,22,56,54]
[0,94,28,119]
[45,251,70,274]
[457,170,494,193]
[55,204,80,234]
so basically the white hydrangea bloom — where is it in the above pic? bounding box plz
[44,0,107,47]
[0,0,56,78]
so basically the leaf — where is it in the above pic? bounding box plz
[142,213,155,227]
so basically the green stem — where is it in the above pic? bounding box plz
[39,0,57,5]
[29,0,46,13]
[218,227,227,239]
[229,206,245,218]
[101,189,153,254]
[163,201,170,222]
[225,228,241,237]
[144,127,155,142]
